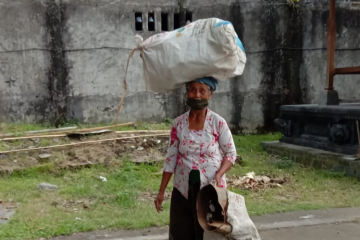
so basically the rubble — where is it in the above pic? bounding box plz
[37,183,58,191]
[39,154,52,159]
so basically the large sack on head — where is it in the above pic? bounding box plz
[136,18,247,93]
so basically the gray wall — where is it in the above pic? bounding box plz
[1,0,360,132]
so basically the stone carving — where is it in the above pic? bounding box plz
[330,124,350,143]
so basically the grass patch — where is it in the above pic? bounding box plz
[1,131,360,239]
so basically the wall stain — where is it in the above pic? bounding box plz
[258,1,304,132]
[46,0,69,127]
[229,2,245,134]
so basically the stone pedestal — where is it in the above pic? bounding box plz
[274,103,360,155]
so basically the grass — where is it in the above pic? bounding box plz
[1,131,360,239]
[0,160,170,240]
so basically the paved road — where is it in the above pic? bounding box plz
[50,207,360,240]
[260,222,360,240]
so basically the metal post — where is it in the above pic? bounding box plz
[325,0,336,91]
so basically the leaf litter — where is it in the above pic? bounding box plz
[227,172,289,191]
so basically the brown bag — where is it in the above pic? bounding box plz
[197,182,232,235]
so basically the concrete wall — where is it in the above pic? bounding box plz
[1,0,360,132]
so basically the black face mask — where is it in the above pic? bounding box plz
[186,98,209,110]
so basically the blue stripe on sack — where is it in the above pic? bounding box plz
[213,21,232,28]
[213,20,245,53]
[235,36,245,53]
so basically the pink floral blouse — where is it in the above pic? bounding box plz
[164,109,237,199]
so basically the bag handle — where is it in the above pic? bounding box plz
[114,48,138,125]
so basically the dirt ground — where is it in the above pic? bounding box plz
[0,132,169,173]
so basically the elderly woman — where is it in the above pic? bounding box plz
[154,77,237,240]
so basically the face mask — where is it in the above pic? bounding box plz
[186,98,209,110]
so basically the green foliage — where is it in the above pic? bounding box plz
[321,170,347,179]
[274,156,294,169]
[163,118,173,125]
[58,118,80,128]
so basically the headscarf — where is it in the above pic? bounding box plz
[188,77,219,91]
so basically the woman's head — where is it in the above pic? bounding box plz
[186,77,218,110]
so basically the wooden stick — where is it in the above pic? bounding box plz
[75,122,134,133]
[0,134,168,154]
[0,129,169,142]
[0,134,67,142]
[357,121,360,156]
[0,126,77,138]
[115,130,170,134]
[0,122,134,138]
[357,121,360,147]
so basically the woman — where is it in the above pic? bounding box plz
[154,77,237,240]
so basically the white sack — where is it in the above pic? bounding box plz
[135,18,247,93]
[226,191,262,240]
[204,191,261,240]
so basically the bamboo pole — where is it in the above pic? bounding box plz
[0,130,169,142]
[0,133,168,154]
[0,122,134,138]
[115,130,170,134]
[0,134,67,141]
[0,126,77,138]
[75,122,134,132]
[357,121,360,156]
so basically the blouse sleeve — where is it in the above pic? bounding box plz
[163,120,180,173]
[218,120,237,164]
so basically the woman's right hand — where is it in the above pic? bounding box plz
[154,191,165,213]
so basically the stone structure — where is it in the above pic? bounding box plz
[1,0,360,133]
[275,104,360,155]
[262,141,360,180]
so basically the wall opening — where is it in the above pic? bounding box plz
[161,13,169,31]
[186,12,192,23]
[135,12,143,31]
[174,13,180,29]
[148,12,155,31]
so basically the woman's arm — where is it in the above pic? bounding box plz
[214,119,237,187]
[154,172,173,213]
[154,121,179,212]
[213,159,233,186]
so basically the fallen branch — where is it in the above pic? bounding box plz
[0,134,168,154]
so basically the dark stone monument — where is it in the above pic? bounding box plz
[275,104,360,155]
[275,0,360,156]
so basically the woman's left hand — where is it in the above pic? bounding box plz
[213,173,222,187]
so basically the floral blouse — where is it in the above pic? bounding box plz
[164,109,237,199]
